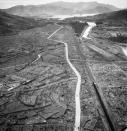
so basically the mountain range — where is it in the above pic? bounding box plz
[2,1,119,18]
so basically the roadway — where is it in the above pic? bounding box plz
[48,26,81,131]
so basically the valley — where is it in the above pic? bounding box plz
[0,3,127,131]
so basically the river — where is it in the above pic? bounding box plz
[82,22,96,39]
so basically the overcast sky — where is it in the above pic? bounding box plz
[0,0,127,9]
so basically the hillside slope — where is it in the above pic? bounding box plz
[0,10,47,35]
[91,9,127,20]
[92,9,127,26]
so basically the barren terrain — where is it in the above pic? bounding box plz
[0,9,127,131]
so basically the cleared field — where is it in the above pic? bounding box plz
[0,24,60,68]
[88,62,127,127]
[80,23,127,130]
[0,22,79,131]
[0,9,127,130]
[49,25,105,130]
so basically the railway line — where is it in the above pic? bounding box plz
[79,22,120,131]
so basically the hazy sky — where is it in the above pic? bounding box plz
[0,0,127,9]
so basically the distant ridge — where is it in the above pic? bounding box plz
[90,9,127,20]
[84,9,127,26]
[2,1,119,18]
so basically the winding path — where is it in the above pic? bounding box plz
[24,22,95,130]
[64,41,81,131]
[47,26,81,131]
[32,54,42,64]
[5,22,96,130]
[48,23,96,131]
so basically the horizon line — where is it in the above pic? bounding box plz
[0,1,123,9]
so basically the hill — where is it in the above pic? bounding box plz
[90,9,127,20]
[0,10,48,35]
[90,9,127,26]
[2,1,119,18]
